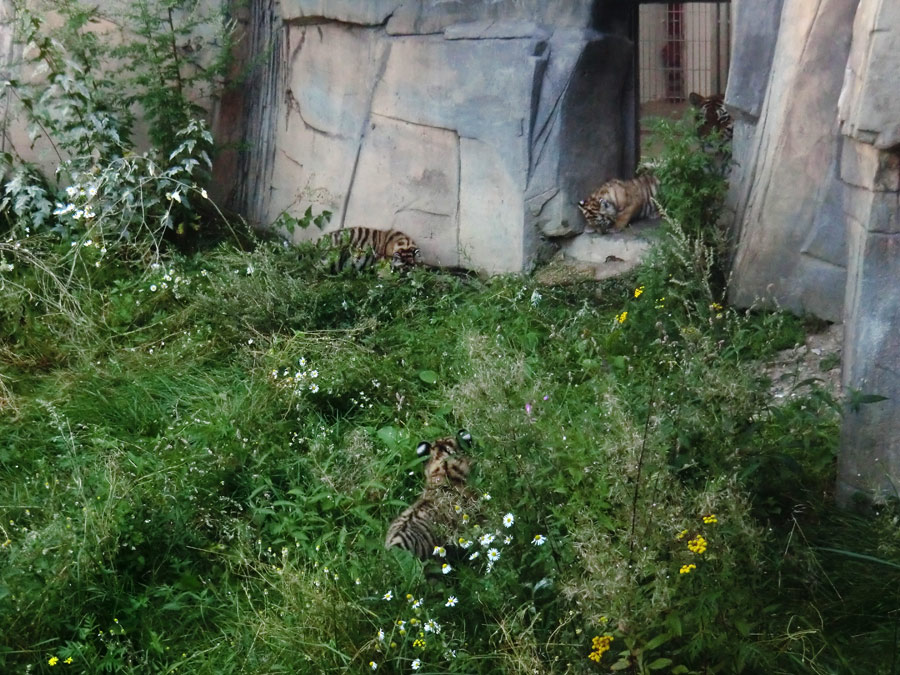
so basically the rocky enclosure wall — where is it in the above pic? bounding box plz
[214,0,635,274]
[725,0,900,503]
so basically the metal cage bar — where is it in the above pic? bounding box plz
[638,2,732,104]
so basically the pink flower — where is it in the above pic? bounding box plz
[525,403,533,416]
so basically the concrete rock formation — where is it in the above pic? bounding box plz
[215,0,636,274]
[724,0,900,503]
[836,0,900,505]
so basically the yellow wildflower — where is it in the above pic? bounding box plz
[675,529,688,540]
[703,514,718,524]
[588,634,614,662]
[48,656,59,666]
[634,285,645,298]
[687,535,708,554]
[616,311,628,324]
[679,563,697,574]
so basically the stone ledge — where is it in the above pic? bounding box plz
[558,219,658,280]
[443,21,549,41]
[280,0,402,25]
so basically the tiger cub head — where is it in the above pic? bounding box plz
[688,92,731,139]
[578,186,618,234]
[386,234,423,270]
[416,429,473,488]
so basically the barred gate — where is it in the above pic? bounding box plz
[638,2,731,134]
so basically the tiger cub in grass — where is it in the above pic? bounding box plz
[321,227,422,273]
[578,173,660,234]
[385,430,476,560]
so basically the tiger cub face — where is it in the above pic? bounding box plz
[418,429,473,488]
[578,174,659,234]
[688,92,733,141]
[577,189,619,233]
[385,234,423,270]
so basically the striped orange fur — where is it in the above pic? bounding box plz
[688,92,733,141]
[385,430,475,560]
[322,227,422,273]
[578,174,659,233]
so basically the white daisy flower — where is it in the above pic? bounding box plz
[383,590,393,601]
[411,659,421,670]
[503,513,515,528]
[433,546,446,558]
[445,596,458,607]
[532,534,547,546]
[441,563,452,574]
[487,548,500,562]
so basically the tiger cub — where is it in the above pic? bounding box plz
[688,92,733,141]
[578,173,660,233]
[321,227,422,273]
[385,430,476,560]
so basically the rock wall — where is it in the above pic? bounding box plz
[216,0,636,274]
[726,0,857,322]
[725,0,900,503]
[835,0,900,505]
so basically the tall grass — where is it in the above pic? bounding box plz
[1,226,897,673]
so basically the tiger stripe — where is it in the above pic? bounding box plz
[385,430,475,560]
[578,174,660,233]
[688,92,733,141]
[322,226,422,273]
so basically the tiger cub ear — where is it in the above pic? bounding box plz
[416,441,432,457]
[457,429,473,449]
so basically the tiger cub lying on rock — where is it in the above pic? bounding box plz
[578,173,660,234]
[320,227,422,273]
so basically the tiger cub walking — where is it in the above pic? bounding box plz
[385,430,476,560]
[321,227,422,273]
[578,173,660,233]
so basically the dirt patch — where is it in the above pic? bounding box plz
[762,322,843,403]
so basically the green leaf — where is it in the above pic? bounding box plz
[418,370,438,384]
[648,658,673,669]
[643,633,671,651]
[376,425,403,449]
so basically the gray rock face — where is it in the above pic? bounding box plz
[386,1,595,35]
[726,0,858,322]
[726,0,900,503]
[835,0,900,505]
[724,0,784,121]
[839,0,900,149]
[220,1,633,274]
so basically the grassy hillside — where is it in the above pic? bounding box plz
[1,210,898,673]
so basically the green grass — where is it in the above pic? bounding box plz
[1,232,898,674]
